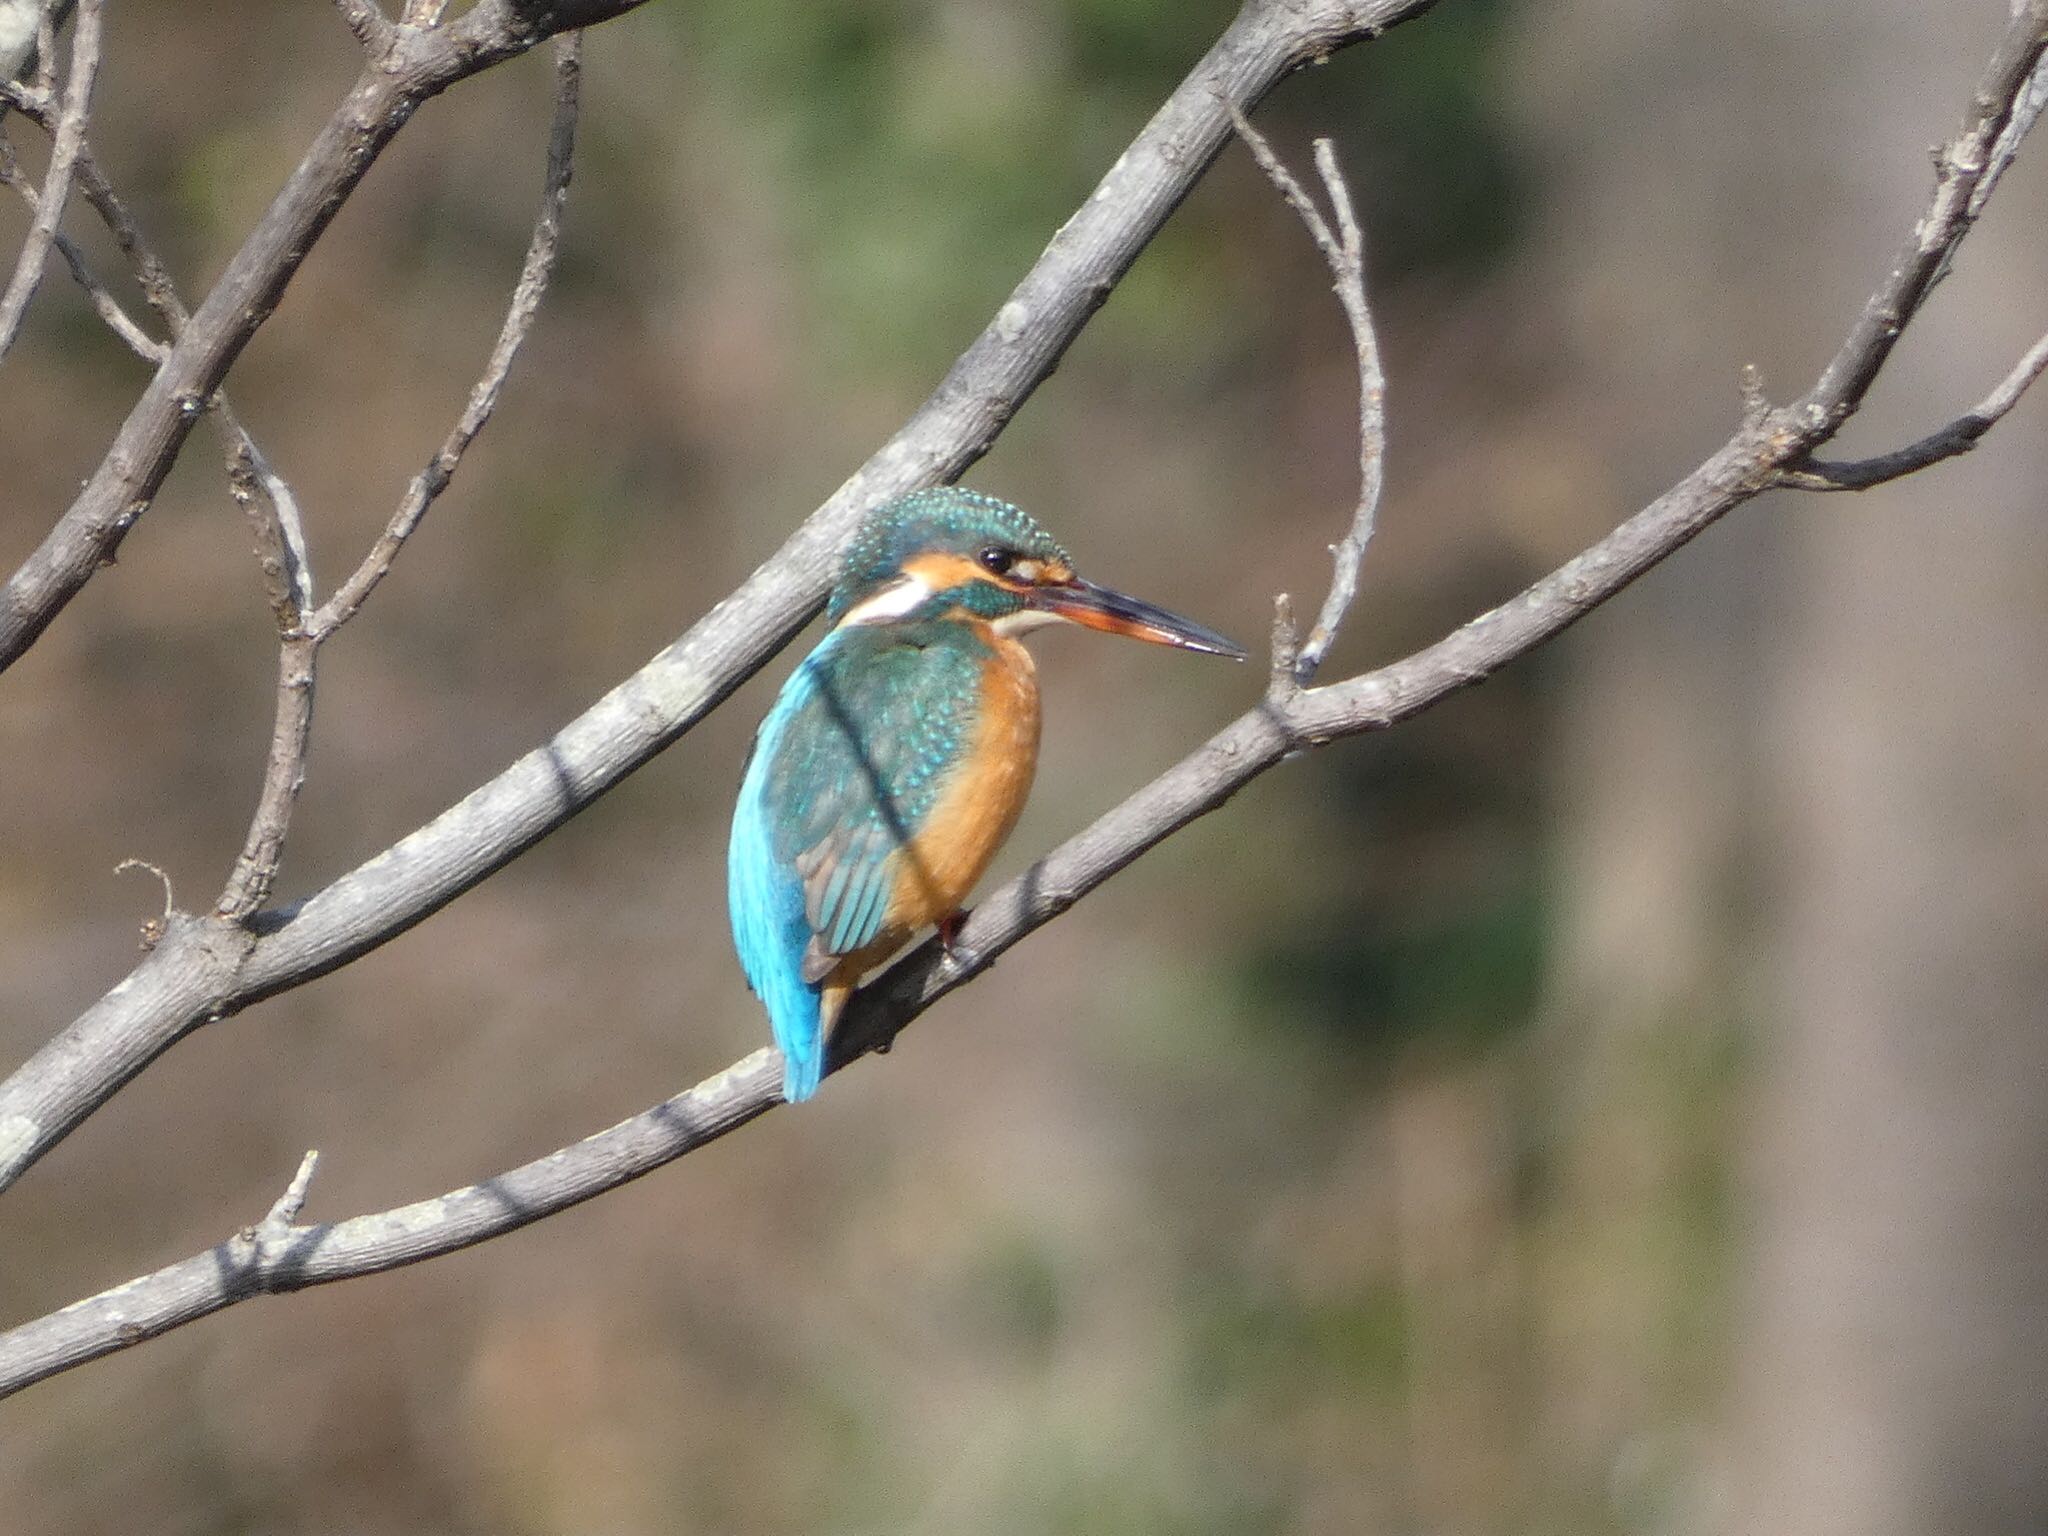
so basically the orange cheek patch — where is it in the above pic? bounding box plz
[901,551,996,593]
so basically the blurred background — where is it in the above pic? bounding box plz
[1,1,2043,1532]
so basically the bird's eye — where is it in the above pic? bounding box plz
[978,546,1017,577]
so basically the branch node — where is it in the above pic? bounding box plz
[331,0,397,56]
[1739,363,1772,428]
[260,1150,320,1244]
[1268,593,1301,704]
[1773,324,2047,493]
[309,29,581,639]
[0,0,104,367]
[1229,99,1387,685]
[12,3,2048,1404]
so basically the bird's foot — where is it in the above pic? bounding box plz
[937,911,978,971]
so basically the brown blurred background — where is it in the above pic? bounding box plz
[1,2,2044,1533]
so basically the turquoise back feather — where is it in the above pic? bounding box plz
[728,621,989,1100]
[730,657,825,1100]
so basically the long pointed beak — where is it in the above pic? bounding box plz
[1029,576,1247,659]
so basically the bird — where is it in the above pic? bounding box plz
[728,486,1246,1102]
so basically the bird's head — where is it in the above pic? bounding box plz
[828,487,1245,659]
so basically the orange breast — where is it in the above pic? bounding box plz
[886,631,1040,934]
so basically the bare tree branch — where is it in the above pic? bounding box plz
[2,0,2044,1400]
[44,228,161,359]
[0,0,1451,1197]
[215,32,583,921]
[222,427,313,629]
[1777,327,2048,490]
[212,431,316,911]
[0,136,163,361]
[0,93,319,628]
[254,1149,320,1243]
[310,32,583,640]
[65,142,184,332]
[329,0,395,56]
[6,21,583,931]
[1,57,340,924]
[1956,0,2046,236]
[0,90,195,337]
[1801,0,2047,429]
[214,636,317,920]
[0,0,99,364]
[0,0,664,670]
[0,80,47,117]
[1225,104,1386,683]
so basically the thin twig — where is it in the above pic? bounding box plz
[1,103,304,605]
[3,0,2038,1210]
[214,421,318,920]
[1779,328,2048,490]
[0,0,100,364]
[213,399,316,921]
[214,637,317,919]
[48,230,164,360]
[329,0,394,56]
[1801,0,2048,428]
[71,149,184,333]
[0,144,165,361]
[8,65,327,922]
[15,94,324,918]
[0,0,2043,1393]
[1267,592,1301,705]
[254,1150,320,1246]
[0,89,186,335]
[221,423,313,632]
[0,79,49,115]
[2,109,303,557]
[309,32,583,639]
[1227,104,1387,683]
[217,35,582,915]
[0,0,664,673]
[112,858,175,949]
[1970,0,2047,218]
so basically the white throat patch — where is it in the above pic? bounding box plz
[990,607,1063,638]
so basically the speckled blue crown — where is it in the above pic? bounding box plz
[829,488,1071,622]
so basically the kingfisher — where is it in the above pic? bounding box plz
[728,486,1245,1101]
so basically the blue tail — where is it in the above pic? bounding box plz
[729,708,825,1102]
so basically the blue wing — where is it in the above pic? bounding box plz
[727,624,982,1100]
[729,676,823,1098]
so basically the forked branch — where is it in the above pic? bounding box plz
[0,0,100,364]
[1778,328,2048,490]
[1224,103,1387,684]
[1,0,2043,1405]
[215,32,584,919]
[0,0,663,671]
[0,0,1452,1201]
[309,33,583,641]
